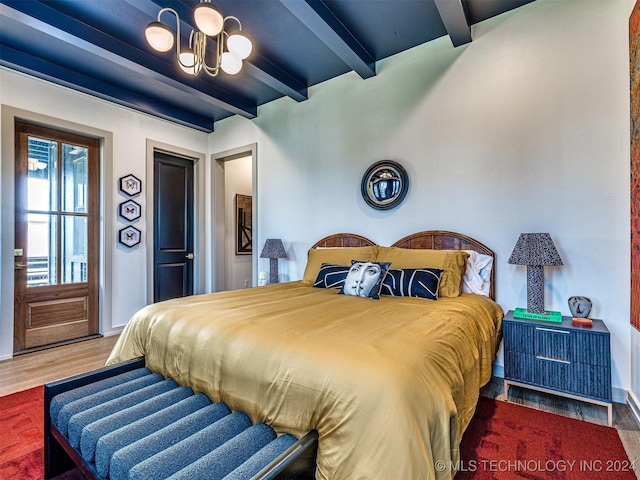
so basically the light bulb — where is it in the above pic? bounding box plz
[220,52,242,75]
[193,3,224,36]
[144,22,174,52]
[179,51,198,75]
[227,34,252,59]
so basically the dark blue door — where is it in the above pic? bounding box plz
[153,151,194,302]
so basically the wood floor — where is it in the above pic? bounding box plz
[0,335,638,475]
[0,334,119,397]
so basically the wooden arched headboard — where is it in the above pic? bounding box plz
[392,230,495,300]
[311,233,375,249]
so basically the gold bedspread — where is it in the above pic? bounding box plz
[107,282,503,480]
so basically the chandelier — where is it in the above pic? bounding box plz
[144,0,253,76]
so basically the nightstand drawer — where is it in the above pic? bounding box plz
[573,332,610,367]
[533,353,573,392]
[572,363,612,401]
[534,326,571,362]
[504,351,535,383]
[503,321,535,354]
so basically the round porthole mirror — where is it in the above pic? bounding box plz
[361,160,409,210]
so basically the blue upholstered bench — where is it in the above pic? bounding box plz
[44,358,318,480]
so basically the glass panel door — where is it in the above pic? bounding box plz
[14,121,100,352]
[25,137,89,287]
[26,137,58,286]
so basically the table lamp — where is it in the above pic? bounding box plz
[260,239,287,284]
[508,233,563,320]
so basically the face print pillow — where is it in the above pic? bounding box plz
[340,261,391,299]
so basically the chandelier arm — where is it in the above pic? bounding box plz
[200,32,223,77]
[155,7,184,66]
[223,16,243,31]
[219,31,226,57]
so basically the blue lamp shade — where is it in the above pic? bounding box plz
[508,233,563,314]
[260,239,287,284]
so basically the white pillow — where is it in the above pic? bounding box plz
[462,250,493,297]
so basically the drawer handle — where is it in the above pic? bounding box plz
[535,327,569,334]
[536,355,571,364]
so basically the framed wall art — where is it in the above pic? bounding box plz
[119,174,142,196]
[119,200,142,221]
[119,225,141,248]
[361,160,409,210]
[236,194,252,255]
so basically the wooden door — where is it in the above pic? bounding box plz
[153,151,194,302]
[14,122,100,352]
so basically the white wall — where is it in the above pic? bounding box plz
[224,155,253,290]
[210,0,632,396]
[0,69,209,359]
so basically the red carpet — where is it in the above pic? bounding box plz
[0,389,636,479]
[0,386,44,480]
[459,396,638,479]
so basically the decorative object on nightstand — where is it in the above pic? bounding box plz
[568,295,592,317]
[569,295,593,327]
[508,232,563,322]
[502,310,612,426]
[260,239,287,284]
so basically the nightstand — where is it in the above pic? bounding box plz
[503,310,612,426]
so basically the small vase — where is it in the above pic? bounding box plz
[568,296,592,318]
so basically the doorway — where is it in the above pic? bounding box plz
[212,144,257,292]
[153,151,194,302]
[13,121,100,352]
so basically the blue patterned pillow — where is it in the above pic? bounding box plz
[313,263,351,289]
[381,268,444,300]
[340,261,391,300]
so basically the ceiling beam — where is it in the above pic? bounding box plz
[434,0,472,47]
[279,0,376,79]
[142,0,308,102]
[244,56,307,103]
[1,1,256,120]
[0,45,214,132]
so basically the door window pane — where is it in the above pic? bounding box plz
[27,214,57,287]
[27,137,57,212]
[62,144,88,213]
[62,215,87,284]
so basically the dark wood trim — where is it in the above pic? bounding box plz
[311,233,375,249]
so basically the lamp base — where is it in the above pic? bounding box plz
[513,307,562,323]
[269,258,279,284]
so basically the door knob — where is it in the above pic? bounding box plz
[14,262,28,270]
[185,253,194,260]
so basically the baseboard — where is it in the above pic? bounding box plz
[628,390,640,427]
[102,329,123,337]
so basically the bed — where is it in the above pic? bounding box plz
[106,230,503,480]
